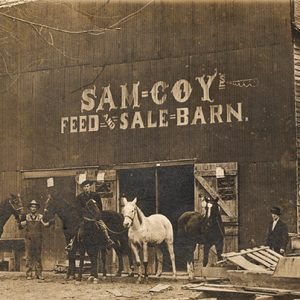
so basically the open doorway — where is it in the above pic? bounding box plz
[158,165,194,271]
[118,164,194,271]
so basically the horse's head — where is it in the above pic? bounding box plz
[43,194,56,223]
[122,197,137,228]
[85,199,100,219]
[9,193,24,221]
[201,196,222,230]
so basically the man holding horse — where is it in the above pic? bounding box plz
[72,180,114,249]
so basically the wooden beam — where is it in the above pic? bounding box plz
[194,173,234,218]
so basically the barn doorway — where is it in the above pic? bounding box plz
[118,164,194,272]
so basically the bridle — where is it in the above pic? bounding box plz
[123,206,137,225]
[9,195,23,213]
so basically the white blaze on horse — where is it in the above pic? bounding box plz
[122,197,177,283]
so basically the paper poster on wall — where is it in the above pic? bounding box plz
[47,177,54,187]
[216,167,225,178]
[78,173,87,184]
[97,171,105,182]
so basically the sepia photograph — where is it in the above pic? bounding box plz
[0,0,299,299]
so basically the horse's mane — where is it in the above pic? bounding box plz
[136,206,145,225]
[50,193,81,226]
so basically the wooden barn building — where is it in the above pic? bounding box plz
[0,0,298,272]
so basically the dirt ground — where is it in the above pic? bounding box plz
[0,272,199,300]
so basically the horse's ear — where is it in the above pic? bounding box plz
[132,197,137,205]
[122,197,128,205]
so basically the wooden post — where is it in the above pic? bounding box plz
[155,167,159,214]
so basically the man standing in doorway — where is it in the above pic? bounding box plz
[265,206,289,254]
[72,180,114,249]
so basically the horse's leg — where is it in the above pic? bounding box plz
[86,246,99,282]
[100,248,107,278]
[215,237,224,262]
[142,242,149,283]
[203,242,212,267]
[77,245,85,281]
[155,246,163,278]
[130,243,142,284]
[67,248,76,280]
[113,245,123,277]
[166,241,177,280]
[124,242,134,277]
[187,247,195,281]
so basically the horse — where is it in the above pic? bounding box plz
[122,197,177,283]
[43,190,134,282]
[76,198,134,282]
[177,197,224,280]
[0,194,24,238]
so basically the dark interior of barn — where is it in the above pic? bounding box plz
[118,165,194,270]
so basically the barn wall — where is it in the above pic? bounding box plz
[0,0,297,260]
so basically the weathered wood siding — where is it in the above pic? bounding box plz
[0,0,296,262]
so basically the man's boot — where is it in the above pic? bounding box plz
[97,220,114,249]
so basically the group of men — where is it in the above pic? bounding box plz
[21,179,114,280]
[20,179,289,280]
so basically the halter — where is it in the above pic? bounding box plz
[9,196,23,212]
[123,207,137,224]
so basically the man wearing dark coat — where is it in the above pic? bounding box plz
[265,206,289,254]
[73,180,114,249]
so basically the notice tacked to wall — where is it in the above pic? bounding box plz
[47,177,54,187]
[97,171,105,182]
[216,166,225,178]
[78,173,86,184]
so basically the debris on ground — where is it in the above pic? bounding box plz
[106,289,123,297]
[149,283,173,293]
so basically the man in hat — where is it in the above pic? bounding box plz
[72,180,114,249]
[20,200,51,280]
[265,206,289,254]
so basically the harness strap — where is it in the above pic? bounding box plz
[83,217,128,235]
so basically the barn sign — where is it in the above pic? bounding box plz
[60,69,258,134]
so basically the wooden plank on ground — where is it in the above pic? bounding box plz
[273,257,300,278]
[254,249,279,263]
[248,249,278,266]
[244,254,271,269]
[226,255,267,272]
[264,248,282,259]
[222,246,270,258]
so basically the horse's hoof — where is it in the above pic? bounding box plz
[136,277,142,284]
[93,278,99,284]
[66,275,75,281]
[115,272,122,277]
[87,276,95,283]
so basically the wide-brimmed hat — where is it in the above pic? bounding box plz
[80,179,94,187]
[28,200,40,208]
[270,206,281,216]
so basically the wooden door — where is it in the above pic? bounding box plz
[194,162,239,265]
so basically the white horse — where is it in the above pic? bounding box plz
[122,197,177,283]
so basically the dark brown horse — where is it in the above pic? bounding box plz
[43,191,134,282]
[177,197,224,280]
[0,194,24,237]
